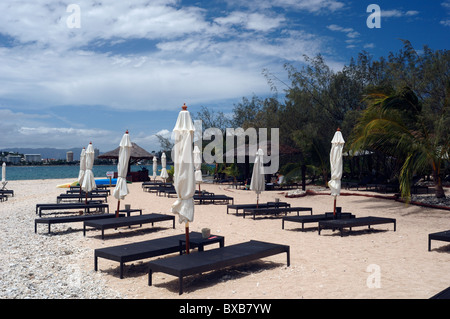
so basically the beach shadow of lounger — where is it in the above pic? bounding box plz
[152,260,284,295]
[89,226,169,240]
[430,244,450,253]
[42,226,84,236]
[103,260,156,279]
[284,226,318,233]
[320,228,388,237]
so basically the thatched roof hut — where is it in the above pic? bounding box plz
[98,142,155,165]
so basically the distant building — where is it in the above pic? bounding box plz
[66,151,74,162]
[24,154,42,162]
[94,148,100,159]
[6,154,21,164]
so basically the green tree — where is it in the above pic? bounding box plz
[351,86,448,200]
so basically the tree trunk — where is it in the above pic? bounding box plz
[433,167,446,199]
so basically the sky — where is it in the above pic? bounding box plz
[0,0,449,153]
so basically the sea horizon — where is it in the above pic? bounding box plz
[1,164,165,181]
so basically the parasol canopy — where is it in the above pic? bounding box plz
[81,142,97,194]
[193,145,203,184]
[77,148,86,186]
[160,152,169,182]
[152,156,158,180]
[113,131,132,201]
[328,129,345,216]
[171,103,196,224]
[2,162,6,184]
[250,148,265,206]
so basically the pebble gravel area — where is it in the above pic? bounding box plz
[0,179,123,299]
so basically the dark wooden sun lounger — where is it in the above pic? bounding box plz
[282,212,355,230]
[227,202,291,215]
[94,232,224,279]
[318,216,396,236]
[36,202,109,217]
[66,189,110,195]
[430,286,450,299]
[0,189,14,197]
[148,240,290,295]
[194,194,234,205]
[56,193,108,203]
[428,230,450,251]
[83,213,175,239]
[35,213,120,234]
[242,206,313,219]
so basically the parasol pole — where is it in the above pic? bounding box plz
[116,200,120,218]
[333,195,337,217]
[185,222,190,254]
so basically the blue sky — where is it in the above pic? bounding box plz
[0,0,449,153]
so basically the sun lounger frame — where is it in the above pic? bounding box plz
[282,212,355,230]
[56,193,108,203]
[227,202,291,215]
[36,202,109,217]
[0,189,14,197]
[193,194,234,205]
[35,213,121,234]
[242,206,313,219]
[148,240,290,295]
[318,216,396,236]
[83,213,175,239]
[94,232,224,279]
[428,230,450,251]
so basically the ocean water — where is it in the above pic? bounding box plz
[1,164,167,181]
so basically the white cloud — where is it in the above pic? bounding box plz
[381,9,419,18]
[327,24,360,39]
[0,1,211,51]
[235,0,345,13]
[0,1,346,150]
[215,11,285,32]
[0,108,115,149]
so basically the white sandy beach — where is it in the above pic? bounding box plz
[1,177,449,299]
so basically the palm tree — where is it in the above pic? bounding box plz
[351,86,448,201]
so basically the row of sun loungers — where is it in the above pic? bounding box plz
[94,232,224,279]
[93,227,289,295]
[143,182,235,205]
[30,182,446,296]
